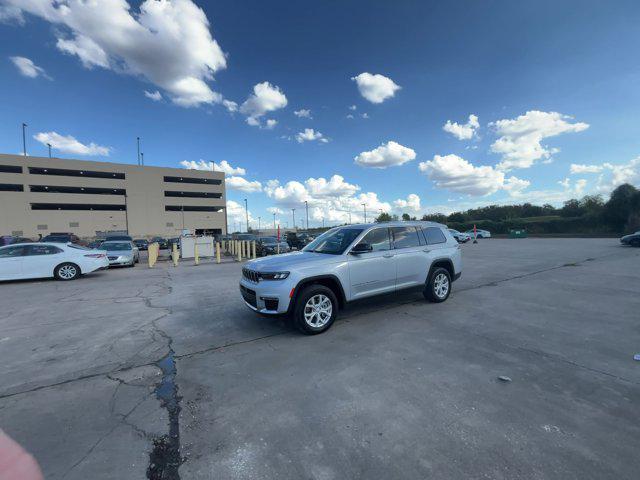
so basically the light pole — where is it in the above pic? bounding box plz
[22,123,27,156]
[348,209,352,224]
[273,212,276,231]
[291,208,296,231]
[361,203,367,223]
[258,216,261,233]
[47,143,52,158]
[244,199,249,232]
[140,152,144,166]
[304,200,309,230]
[322,217,325,228]
[136,137,140,165]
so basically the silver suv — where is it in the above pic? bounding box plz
[239,221,462,334]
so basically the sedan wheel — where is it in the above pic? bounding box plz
[55,262,80,281]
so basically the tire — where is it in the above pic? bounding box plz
[54,262,81,281]
[292,284,338,335]
[424,267,451,303]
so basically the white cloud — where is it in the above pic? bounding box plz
[296,128,326,143]
[264,119,277,130]
[490,111,589,170]
[570,163,604,174]
[595,158,640,193]
[7,0,228,107]
[346,114,354,119]
[354,141,416,168]
[226,176,262,193]
[418,154,529,196]
[443,114,479,140]
[0,5,24,24]
[294,109,312,119]
[361,113,369,119]
[9,56,50,79]
[33,131,110,156]
[240,81,287,127]
[393,194,421,213]
[558,177,588,196]
[222,99,238,113]
[267,207,284,215]
[348,105,357,111]
[351,72,401,104]
[180,159,246,176]
[227,200,254,230]
[144,90,162,101]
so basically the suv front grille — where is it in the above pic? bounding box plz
[242,268,260,283]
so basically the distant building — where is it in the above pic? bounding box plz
[0,153,226,238]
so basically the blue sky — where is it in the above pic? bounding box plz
[1,0,639,229]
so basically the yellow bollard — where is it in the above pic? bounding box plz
[230,240,234,255]
[252,240,256,259]
[172,242,179,266]
[194,243,199,266]
[237,241,241,261]
[216,242,221,264]
[243,240,247,259]
[148,242,159,268]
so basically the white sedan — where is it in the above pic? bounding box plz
[465,228,492,239]
[0,242,109,282]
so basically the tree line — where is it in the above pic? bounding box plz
[376,183,640,235]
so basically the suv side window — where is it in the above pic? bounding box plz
[391,227,421,249]
[0,245,26,258]
[358,228,391,251]
[424,227,447,245]
[26,245,63,256]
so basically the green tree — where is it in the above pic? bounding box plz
[376,212,393,222]
[604,184,638,231]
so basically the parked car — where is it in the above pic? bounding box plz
[87,240,104,249]
[620,231,640,247]
[133,239,149,250]
[464,228,491,239]
[233,233,257,242]
[150,237,168,249]
[240,221,462,334]
[0,235,33,246]
[105,234,133,242]
[256,237,290,256]
[101,241,139,267]
[285,232,307,250]
[167,237,181,250]
[448,229,471,243]
[0,242,108,281]
[41,233,83,245]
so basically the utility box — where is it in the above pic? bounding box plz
[180,236,214,258]
[509,229,528,238]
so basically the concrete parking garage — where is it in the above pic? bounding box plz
[0,239,638,479]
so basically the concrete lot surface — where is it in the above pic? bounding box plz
[0,239,638,479]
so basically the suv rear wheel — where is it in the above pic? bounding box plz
[293,285,338,335]
[424,267,451,303]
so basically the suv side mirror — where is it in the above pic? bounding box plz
[351,242,373,254]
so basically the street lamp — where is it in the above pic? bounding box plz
[292,208,296,231]
[273,212,276,230]
[244,198,249,232]
[22,123,27,156]
[304,200,309,230]
[47,143,52,158]
[258,216,261,233]
[136,137,141,165]
[140,152,144,166]
[361,203,367,223]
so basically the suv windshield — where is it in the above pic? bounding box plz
[303,227,364,255]
[102,242,132,251]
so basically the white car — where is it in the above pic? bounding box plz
[0,242,109,282]
[465,228,492,239]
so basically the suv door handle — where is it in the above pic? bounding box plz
[383,253,394,258]
[423,248,431,253]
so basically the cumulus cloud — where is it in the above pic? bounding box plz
[296,128,327,143]
[34,131,110,156]
[570,163,604,174]
[490,111,589,170]
[227,200,254,230]
[180,159,246,176]
[354,141,416,168]
[6,0,228,107]
[267,206,284,215]
[239,81,287,127]
[351,72,401,104]
[9,56,50,79]
[294,109,312,119]
[0,4,24,24]
[443,114,479,140]
[393,194,421,213]
[418,154,529,197]
[144,90,162,101]
[225,176,262,193]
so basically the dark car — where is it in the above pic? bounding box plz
[133,239,149,250]
[41,233,83,245]
[88,240,104,249]
[285,232,307,250]
[256,237,290,256]
[620,231,640,247]
[233,233,257,242]
[167,237,181,250]
[105,234,133,242]
[150,237,168,249]
[0,235,33,246]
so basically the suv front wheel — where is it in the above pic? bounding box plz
[424,267,451,303]
[292,284,338,335]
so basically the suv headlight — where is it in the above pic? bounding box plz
[260,271,289,280]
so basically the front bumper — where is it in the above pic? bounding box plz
[107,255,134,266]
[239,277,294,315]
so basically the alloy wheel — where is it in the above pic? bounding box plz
[303,294,333,328]
[59,265,77,280]
[433,273,449,299]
